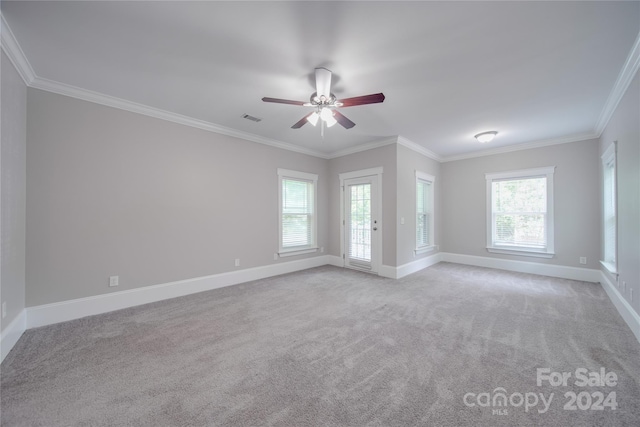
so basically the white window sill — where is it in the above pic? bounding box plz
[600,260,617,275]
[415,245,437,255]
[486,246,555,259]
[278,247,318,258]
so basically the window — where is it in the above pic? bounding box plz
[415,171,435,254]
[277,169,318,257]
[485,167,555,258]
[601,143,617,273]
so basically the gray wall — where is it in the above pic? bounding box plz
[26,89,328,306]
[441,139,601,269]
[599,71,639,318]
[396,144,441,266]
[19,75,629,309]
[328,144,397,267]
[1,51,27,331]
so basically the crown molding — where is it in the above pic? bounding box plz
[396,136,443,162]
[326,136,398,159]
[326,135,444,161]
[1,13,328,159]
[3,13,638,165]
[30,76,328,159]
[0,13,35,85]
[440,132,599,163]
[594,30,640,135]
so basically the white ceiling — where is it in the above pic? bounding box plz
[2,1,639,159]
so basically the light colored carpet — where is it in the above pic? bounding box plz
[1,262,639,426]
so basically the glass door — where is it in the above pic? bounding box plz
[344,176,378,272]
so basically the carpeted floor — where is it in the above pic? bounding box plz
[1,262,639,426]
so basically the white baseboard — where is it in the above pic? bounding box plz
[325,255,344,267]
[440,252,601,283]
[379,252,443,279]
[397,252,443,279]
[18,252,627,343]
[27,255,332,329]
[600,271,640,343]
[378,264,396,279]
[1,309,26,364]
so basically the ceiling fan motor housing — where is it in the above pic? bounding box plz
[310,92,343,107]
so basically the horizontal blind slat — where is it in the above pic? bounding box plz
[282,178,313,248]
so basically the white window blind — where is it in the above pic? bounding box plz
[278,169,318,255]
[492,177,547,248]
[282,178,314,248]
[416,179,431,248]
[602,144,616,270]
[486,167,555,258]
[415,171,435,253]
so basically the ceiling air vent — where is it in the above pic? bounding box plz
[242,113,262,123]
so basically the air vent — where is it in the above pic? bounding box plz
[242,113,262,123]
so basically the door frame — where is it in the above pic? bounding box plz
[339,167,383,274]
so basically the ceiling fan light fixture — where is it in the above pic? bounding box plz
[262,67,385,131]
[325,115,337,127]
[475,131,498,143]
[307,112,319,126]
[320,107,334,121]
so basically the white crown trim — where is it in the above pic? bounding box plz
[326,135,444,161]
[0,13,35,85]
[594,30,640,135]
[440,132,599,163]
[3,13,639,164]
[396,136,443,162]
[326,136,398,159]
[30,76,329,159]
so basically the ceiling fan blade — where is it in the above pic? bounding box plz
[291,113,313,129]
[333,110,356,129]
[315,67,332,99]
[262,97,306,106]
[339,93,385,107]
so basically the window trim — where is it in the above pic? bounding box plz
[600,143,617,275]
[277,168,318,257]
[415,171,436,255]
[485,166,556,258]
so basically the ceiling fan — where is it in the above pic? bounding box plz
[262,67,385,130]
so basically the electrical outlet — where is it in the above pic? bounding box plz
[579,257,587,265]
[622,281,626,292]
[235,259,240,267]
[401,217,405,225]
[273,253,278,260]
[109,276,119,287]
[2,302,6,319]
[320,247,324,253]
[630,288,634,302]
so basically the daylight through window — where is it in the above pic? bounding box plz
[601,144,617,272]
[486,167,555,257]
[278,169,318,256]
[415,171,435,253]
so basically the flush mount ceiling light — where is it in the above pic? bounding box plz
[475,131,498,143]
